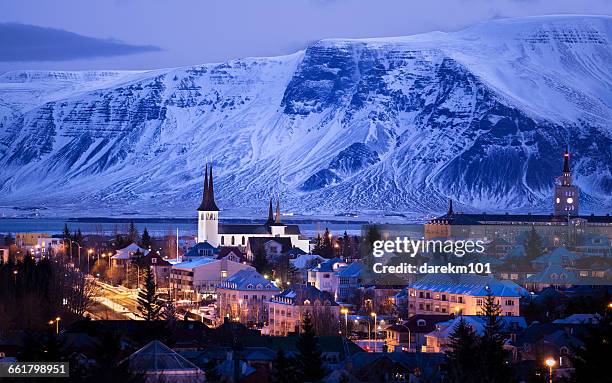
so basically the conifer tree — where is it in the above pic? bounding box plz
[252,244,270,275]
[140,227,152,249]
[444,317,480,383]
[570,304,612,383]
[524,226,545,261]
[341,231,353,259]
[478,290,511,383]
[296,312,325,382]
[128,221,139,243]
[271,348,298,383]
[320,228,334,258]
[136,266,162,321]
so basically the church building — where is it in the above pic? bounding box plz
[196,164,310,253]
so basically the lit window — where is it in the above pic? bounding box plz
[567,197,574,204]
[556,197,560,204]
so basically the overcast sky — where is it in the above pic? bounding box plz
[1,0,611,71]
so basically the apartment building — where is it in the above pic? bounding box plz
[407,274,526,317]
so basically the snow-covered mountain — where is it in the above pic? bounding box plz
[0,15,611,218]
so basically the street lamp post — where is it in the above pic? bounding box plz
[340,308,348,335]
[370,312,377,352]
[87,249,93,273]
[13,270,17,284]
[545,358,556,383]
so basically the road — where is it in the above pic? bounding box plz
[89,279,142,320]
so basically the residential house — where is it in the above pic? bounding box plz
[424,315,527,353]
[308,257,346,294]
[217,269,280,325]
[266,284,339,336]
[170,257,253,301]
[385,314,452,352]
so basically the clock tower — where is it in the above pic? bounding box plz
[554,148,579,216]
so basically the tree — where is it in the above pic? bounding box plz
[524,226,545,261]
[74,228,84,244]
[570,305,612,383]
[136,266,162,321]
[252,244,270,275]
[320,228,334,258]
[140,227,152,249]
[444,318,480,383]
[128,221,139,243]
[296,312,325,382]
[341,231,353,259]
[271,348,298,383]
[478,291,512,383]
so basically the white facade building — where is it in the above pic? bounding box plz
[196,164,310,252]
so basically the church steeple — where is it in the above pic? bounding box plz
[197,165,209,211]
[265,198,274,225]
[197,163,219,212]
[275,200,281,224]
[447,199,454,215]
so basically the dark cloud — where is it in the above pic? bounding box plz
[0,23,160,62]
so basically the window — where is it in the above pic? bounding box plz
[221,236,225,245]
[419,292,424,298]
[417,319,426,327]
[458,297,463,303]
[244,295,248,300]
[441,294,447,301]
[231,236,235,245]
[476,299,483,306]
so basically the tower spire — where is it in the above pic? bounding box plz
[266,198,274,225]
[563,146,570,173]
[275,199,281,224]
[197,165,209,211]
[207,163,219,211]
[448,199,454,215]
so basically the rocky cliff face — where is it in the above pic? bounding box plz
[0,15,610,218]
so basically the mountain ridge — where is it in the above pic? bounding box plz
[0,15,610,218]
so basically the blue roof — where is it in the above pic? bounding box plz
[219,269,280,292]
[271,284,338,306]
[173,257,217,269]
[409,273,527,297]
[335,262,364,277]
[183,242,219,258]
[311,257,345,272]
[525,264,580,284]
[532,247,579,265]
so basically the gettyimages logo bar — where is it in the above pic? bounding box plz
[360,223,612,286]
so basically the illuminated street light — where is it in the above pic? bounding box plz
[340,308,349,334]
[545,358,556,383]
[370,312,377,352]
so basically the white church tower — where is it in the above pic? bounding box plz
[197,164,220,246]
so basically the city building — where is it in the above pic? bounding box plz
[245,237,293,261]
[333,262,363,303]
[554,148,579,216]
[123,340,204,383]
[170,257,253,301]
[407,274,526,316]
[196,164,309,252]
[423,315,527,353]
[384,314,453,352]
[217,269,280,325]
[110,243,149,268]
[307,257,347,294]
[424,150,612,243]
[266,284,339,336]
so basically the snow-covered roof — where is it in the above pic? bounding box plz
[409,273,527,297]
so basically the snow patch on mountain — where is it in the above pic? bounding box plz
[0,15,610,218]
